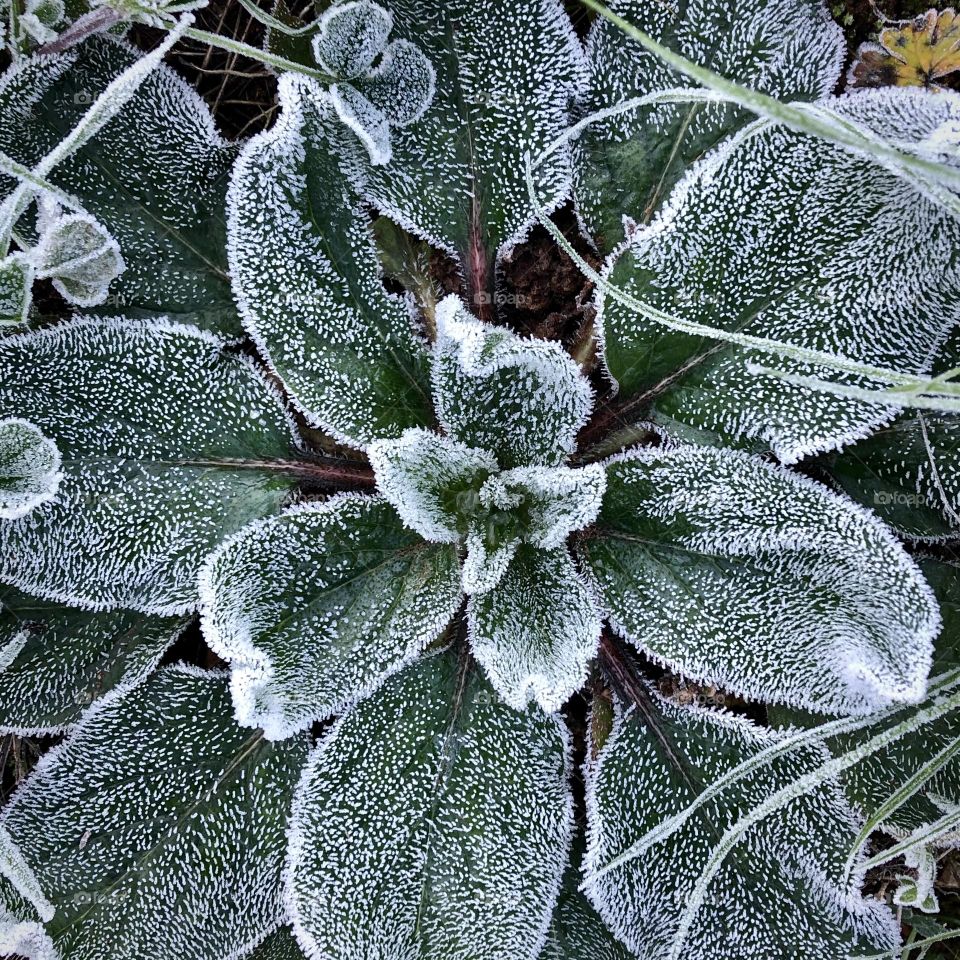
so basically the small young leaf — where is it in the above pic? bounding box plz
[469,543,601,712]
[311,1,394,78]
[227,74,433,448]
[0,666,308,960]
[575,0,843,250]
[199,494,462,741]
[287,649,571,960]
[0,37,240,332]
[341,0,588,270]
[432,296,594,469]
[584,694,899,959]
[0,584,184,734]
[32,209,124,308]
[0,418,61,521]
[579,443,939,714]
[247,927,306,960]
[0,317,301,614]
[597,88,960,463]
[0,254,32,327]
[367,427,498,542]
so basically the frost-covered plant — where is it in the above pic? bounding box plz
[0,0,959,958]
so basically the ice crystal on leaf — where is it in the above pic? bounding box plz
[579,443,939,714]
[584,694,900,960]
[0,318,301,614]
[598,88,960,463]
[0,668,307,960]
[0,255,32,327]
[286,649,571,960]
[575,0,844,250]
[311,0,436,165]
[0,419,61,522]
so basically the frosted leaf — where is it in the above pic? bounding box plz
[461,528,519,596]
[0,37,240,333]
[598,88,960,463]
[0,254,32,327]
[368,428,497,542]
[771,557,960,841]
[432,296,594,468]
[0,317,301,614]
[540,837,638,960]
[1,667,307,960]
[481,464,607,550]
[578,443,939,714]
[32,211,124,308]
[227,74,432,448]
[199,494,462,741]
[312,2,436,165]
[468,544,601,712]
[312,1,393,78]
[340,0,587,265]
[19,0,63,44]
[0,419,61,522]
[584,693,899,959]
[575,0,843,250]
[0,873,55,960]
[287,649,571,960]
[0,584,184,734]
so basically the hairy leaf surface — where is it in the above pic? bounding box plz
[432,297,593,469]
[287,650,571,960]
[227,74,432,447]
[578,444,939,714]
[0,37,239,332]
[585,694,899,959]
[200,494,462,740]
[0,585,183,734]
[469,544,601,712]
[598,88,960,463]
[575,0,843,250]
[1,667,308,960]
[341,0,587,271]
[0,317,300,614]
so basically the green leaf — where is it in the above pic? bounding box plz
[0,584,184,734]
[597,88,960,463]
[0,317,302,614]
[468,544,601,711]
[584,692,899,959]
[771,557,960,841]
[0,417,61,521]
[227,73,433,448]
[287,649,572,960]
[0,254,32,327]
[578,443,939,714]
[0,37,240,333]
[432,296,594,469]
[540,835,637,960]
[341,0,587,274]
[199,494,463,741]
[248,927,306,960]
[574,0,843,251]
[0,666,308,960]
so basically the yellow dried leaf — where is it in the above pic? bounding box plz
[850,7,960,89]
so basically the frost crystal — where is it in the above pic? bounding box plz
[0,318,300,614]
[598,88,960,463]
[286,650,571,960]
[0,667,307,960]
[0,419,61,523]
[579,443,940,714]
[0,255,32,327]
[432,296,594,468]
[575,0,844,249]
[199,495,462,740]
[585,695,899,959]
[312,1,436,165]
[31,208,125,308]
[227,74,432,448]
